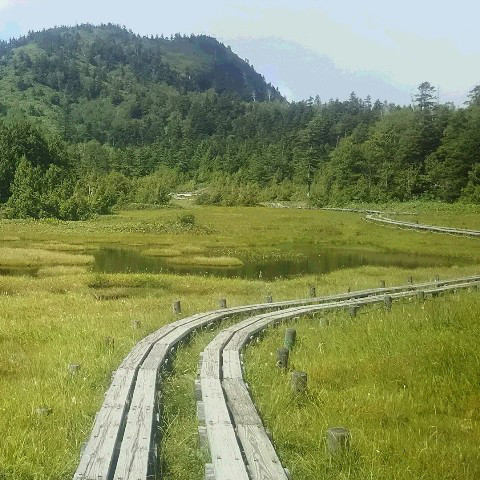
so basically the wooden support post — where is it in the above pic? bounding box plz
[349,305,359,317]
[155,391,162,410]
[219,298,227,309]
[80,442,87,458]
[417,290,425,301]
[291,371,307,394]
[173,300,181,314]
[384,295,392,311]
[284,328,296,349]
[132,320,141,329]
[326,427,350,454]
[68,363,80,375]
[407,276,413,284]
[435,274,440,282]
[205,464,215,480]
[379,280,386,288]
[266,294,273,303]
[276,347,289,369]
[197,353,204,376]
[103,336,115,350]
[35,406,52,416]
[196,401,205,425]
[347,286,351,293]
[198,426,208,449]
[309,285,317,298]
[194,378,202,401]
[319,317,330,327]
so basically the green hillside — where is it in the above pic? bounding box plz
[0,24,282,141]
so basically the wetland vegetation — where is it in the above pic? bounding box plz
[0,205,479,479]
[244,291,480,480]
[0,22,479,480]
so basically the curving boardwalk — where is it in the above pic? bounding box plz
[198,276,480,479]
[74,275,480,480]
[366,214,480,237]
[76,287,418,480]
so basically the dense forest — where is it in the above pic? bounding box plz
[0,24,479,219]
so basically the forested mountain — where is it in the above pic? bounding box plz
[0,25,479,219]
[0,24,282,144]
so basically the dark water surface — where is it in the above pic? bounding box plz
[92,247,453,280]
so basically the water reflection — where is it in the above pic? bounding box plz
[92,247,453,280]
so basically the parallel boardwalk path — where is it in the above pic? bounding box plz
[74,275,480,480]
[366,214,480,237]
[198,276,480,479]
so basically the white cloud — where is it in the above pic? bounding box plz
[0,0,24,11]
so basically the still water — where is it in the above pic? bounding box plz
[92,247,453,280]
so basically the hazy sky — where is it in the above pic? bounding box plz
[1,0,479,103]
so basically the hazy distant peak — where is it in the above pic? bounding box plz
[224,36,418,105]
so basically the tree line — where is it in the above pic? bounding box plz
[0,25,479,219]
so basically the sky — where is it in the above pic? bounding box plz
[1,0,479,104]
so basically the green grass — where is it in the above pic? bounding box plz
[30,242,92,252]
[0,247,94,267]
[0,204,479,479]
[243,290,480,480]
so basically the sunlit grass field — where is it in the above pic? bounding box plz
[0,204,479,479]
[244,291,480,480]
[1,203,480,261]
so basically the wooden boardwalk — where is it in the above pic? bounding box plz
[366,214,480,237]
[74,275,480,480]
[197,276,480,479]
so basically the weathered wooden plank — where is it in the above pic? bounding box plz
[201,377,232,425]
[222,350,243,380]
[139,342,170,371]
[113,369,158,480]
[206,423,250,480]
[223,379,262,426]
[77,313,214,480]
[236,424,289,480]
[200,374,250,480]
[74,368,136,479]
[114,313,230,480]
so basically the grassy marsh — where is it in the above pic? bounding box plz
[1,205,480,262]
[0,247,94,268]
[244,291,480,480]
[0,204,479,479]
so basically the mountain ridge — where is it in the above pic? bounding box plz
[0,23,283,141]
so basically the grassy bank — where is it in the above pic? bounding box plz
[244,290,480,480]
